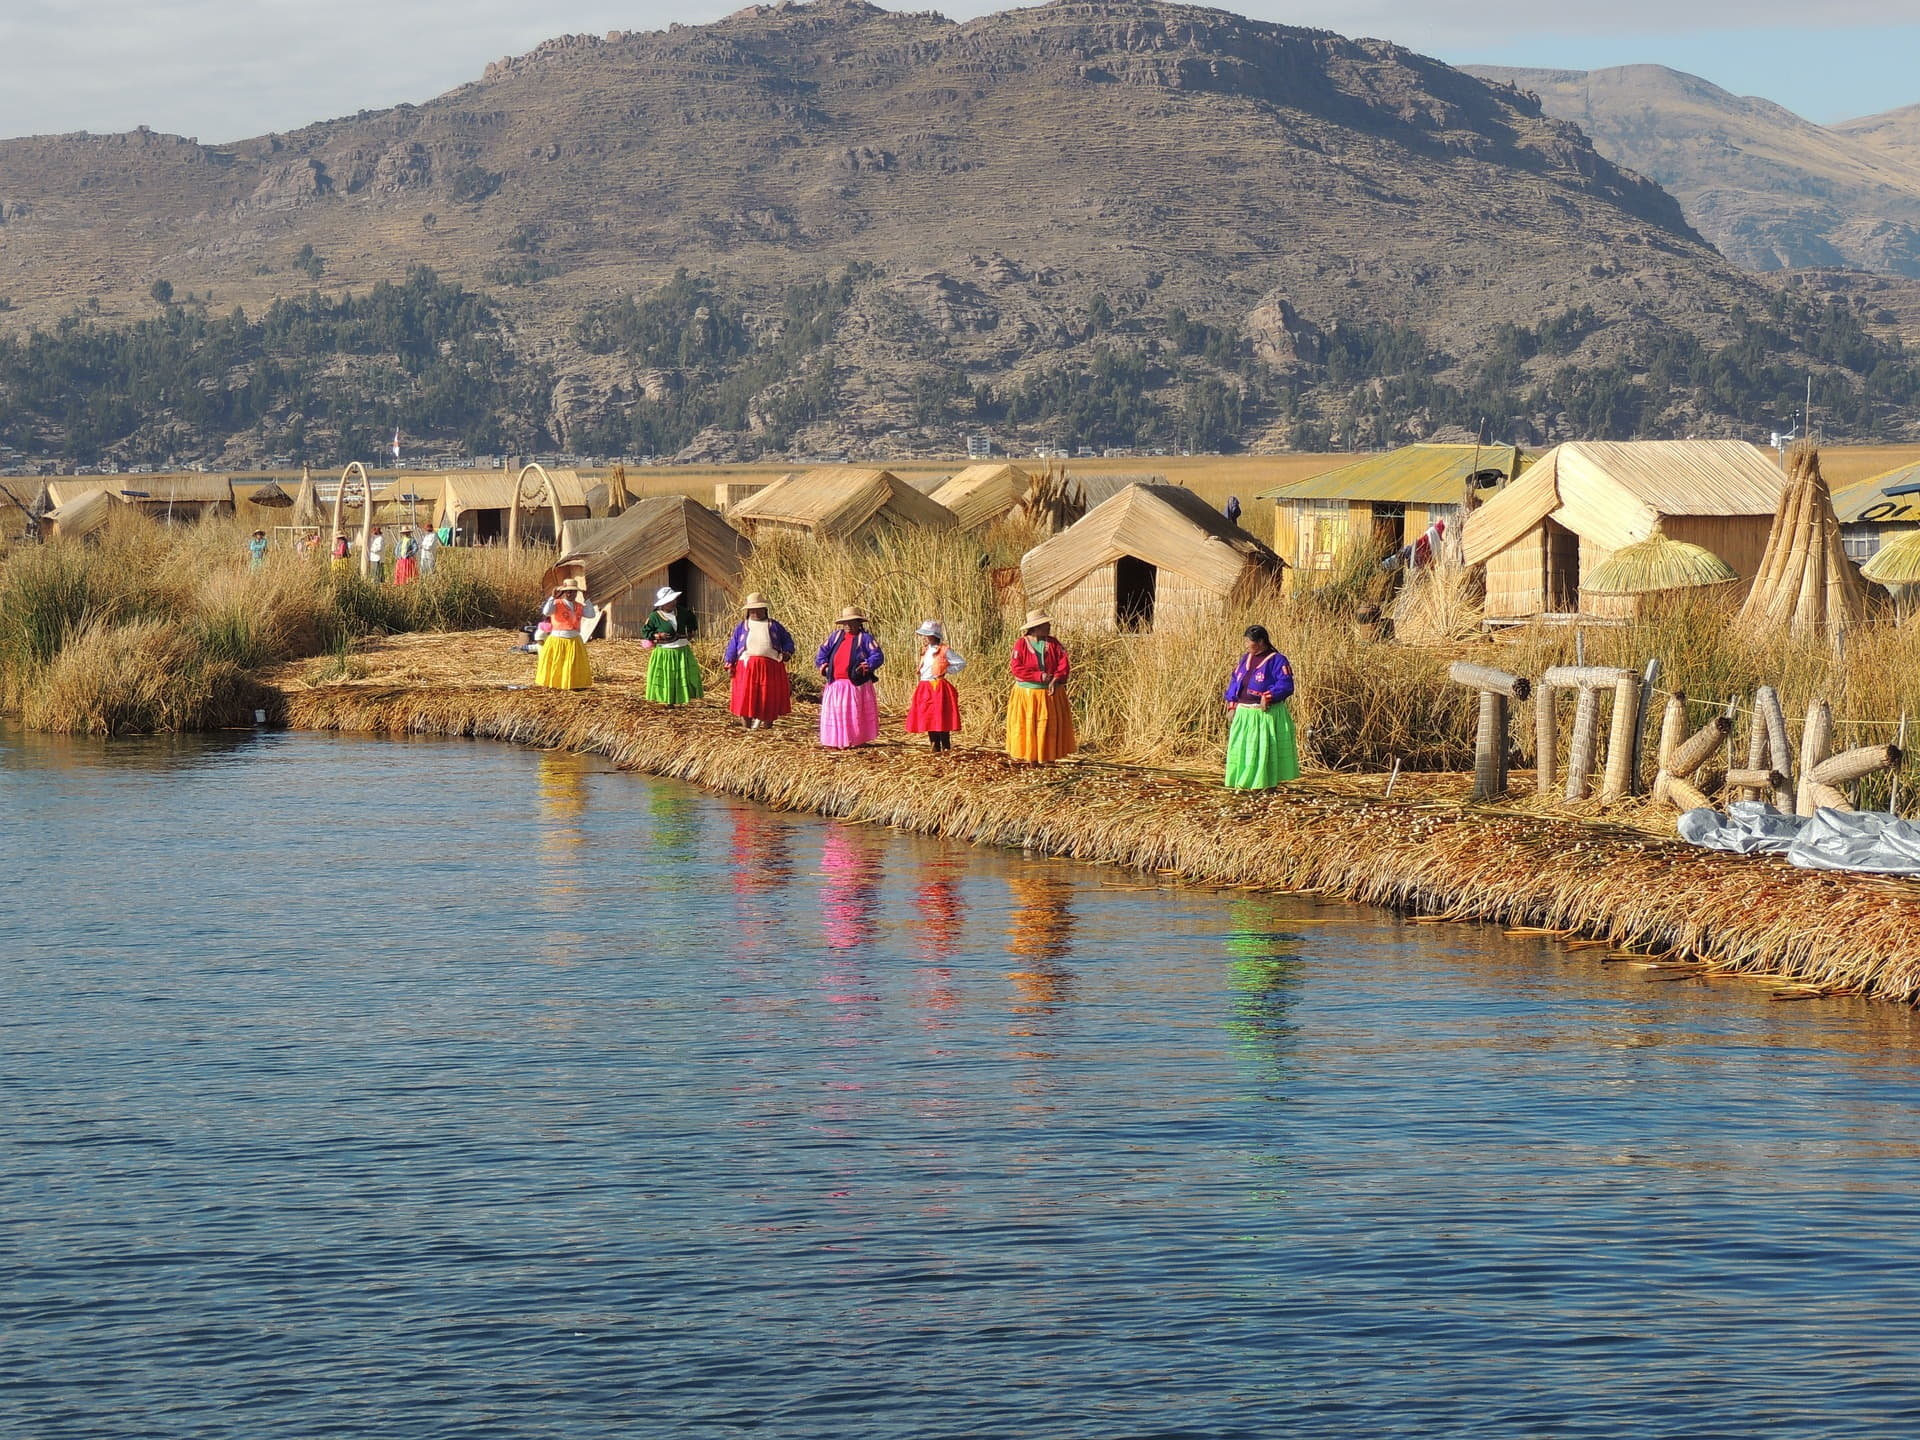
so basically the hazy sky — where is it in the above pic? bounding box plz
[0,0,1912,143]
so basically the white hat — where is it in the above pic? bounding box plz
[915,620,944,638]
[655,586,682,606]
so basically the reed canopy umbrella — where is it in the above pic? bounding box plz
[1583,526,1738,595]
[1861,528,1920,621]
[248,481,294,509]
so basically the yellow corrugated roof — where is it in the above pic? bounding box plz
[1259,445,1528,504]
[1832,461,1920,524]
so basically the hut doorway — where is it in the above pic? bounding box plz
[1544,519,1580,612]
[668,558,694,608]
[1116,555,1157,630]
[473,509,505,544]
[1370,503,1406,554]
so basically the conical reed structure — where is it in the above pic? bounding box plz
[290,466,323,528]
[1738,444,1869,643]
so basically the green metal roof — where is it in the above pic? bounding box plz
[1258,444,1529,505]
[1832,461,1920,524]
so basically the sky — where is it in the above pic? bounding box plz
[0,0,1912,144]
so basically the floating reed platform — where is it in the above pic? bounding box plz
[281,658,1920,1007]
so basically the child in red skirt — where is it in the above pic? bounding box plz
[906,620,965,752]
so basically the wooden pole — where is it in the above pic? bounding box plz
[1628,658,1659,796]
[1895,713,1910,817]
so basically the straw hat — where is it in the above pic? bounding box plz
[836,605,867,624]
[741,592,772,612]
[655,586,682,606]
[1021,609,1054,631]
[915,620,944,638]
[557,577,587,595]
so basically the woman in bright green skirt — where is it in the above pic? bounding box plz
[642,585,705,705]
[1222,625,1299,790]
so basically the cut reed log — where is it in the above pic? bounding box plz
[1601,678,1642,803]
[1535,683,1558,797]
[1755,685,1793,810]
[1667,714,1735,780]
[1542,665,1638,691]
[1447,662,1531,702]
[1565,686,1601,802]
[1473,690,1509,802]
[1656,772,1713,813]
[1726,767,1788,793]
[1808,783,1854,813]
[1797,699,1834,817]
[1809,745,1902,788]
[1657,693,1686,771]
[1741,703,1769,802]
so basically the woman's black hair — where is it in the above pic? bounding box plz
[1244,624,1272,648]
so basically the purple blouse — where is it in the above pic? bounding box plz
[1224,650,1294,704]
[723,618,795,666]
[815,630,885,677]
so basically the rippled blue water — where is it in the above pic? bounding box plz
[6,728,1920,1437]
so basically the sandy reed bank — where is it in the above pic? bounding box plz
[280,674,1920,1006]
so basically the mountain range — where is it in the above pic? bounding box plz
[0,0,1916,464]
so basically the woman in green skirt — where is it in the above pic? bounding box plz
[642,585,704,705]
[1222,625,1299,790]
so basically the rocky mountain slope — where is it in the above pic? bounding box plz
[0,1,1914,461]
[1465,64,1920,278]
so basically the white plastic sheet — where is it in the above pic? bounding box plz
[1678,802,1920,877]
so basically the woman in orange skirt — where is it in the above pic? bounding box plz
[1005,610,1075,763]
[906,620,964,751]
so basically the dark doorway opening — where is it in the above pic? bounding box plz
[474,508,503,544]
[1371,502,1406,554]
[1116,555,1157,630]
[668,558,694,622]
[1544,519,1580,612]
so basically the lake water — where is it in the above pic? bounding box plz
[6,729,1920,1437]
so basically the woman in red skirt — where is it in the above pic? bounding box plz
[722,592,795,728]
[906,620,965,752]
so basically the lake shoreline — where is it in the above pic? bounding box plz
[277,672,1920,1006]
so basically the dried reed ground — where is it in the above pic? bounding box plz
[278,632,1920,1007]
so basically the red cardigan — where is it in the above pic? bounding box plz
[1009,635,1071,683]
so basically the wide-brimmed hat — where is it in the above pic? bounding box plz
[557,577,587,594]
[1021,609,1054,631]
[915,620,944,638]
[655,586,682,606]
[836,605,867,624]
[741,592,772,612]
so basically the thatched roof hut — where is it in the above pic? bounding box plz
[929,463,1032,531]
[1831,458,1920,564]
[1261,443,1526,578]
[550,495,749,639]
[1020,484,1284,631]
[727,467,956,542]
[43,488,118,541]
[1739,445,1869,643]
[438,469,588,544]
[1461,441,1782,618]
[45,474,234,522]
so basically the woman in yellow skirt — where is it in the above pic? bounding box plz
[535,578,598,690]
[1006,609,1076,763]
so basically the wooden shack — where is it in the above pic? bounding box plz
[550,495,749,639]
[45,474,234,523]
[1460,441,1784,619]
[1831,459,1920,564]
[1259,444,1527,579]
[727,467,955,542]
[1019,484,1284,632]
[438,469,589,544]
[928,463,1032,531]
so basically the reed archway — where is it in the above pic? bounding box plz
[506,462,567,555]
[328,462,378,578]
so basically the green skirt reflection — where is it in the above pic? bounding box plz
[646,644,704,705]
[1224,701,1299,790]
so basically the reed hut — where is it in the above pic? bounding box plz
[1578,524,1739,618]
[1019,484,1284,631]
[929,463,1033,531]
[1460,441,1783,619]
[550,495,749,639]
[727,468,956,543]
[1261,444,1527,580]
[438,470,589,544]
[45,474,234,524]
[1831,459,1920,564]
[43,488,118,541]
[1739,445,1869,643]
[715,480,772,514]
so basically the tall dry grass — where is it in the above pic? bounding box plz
[0,513,549,733]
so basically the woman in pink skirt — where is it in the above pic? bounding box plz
[905,620,964,752]
[814,606,885,748]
